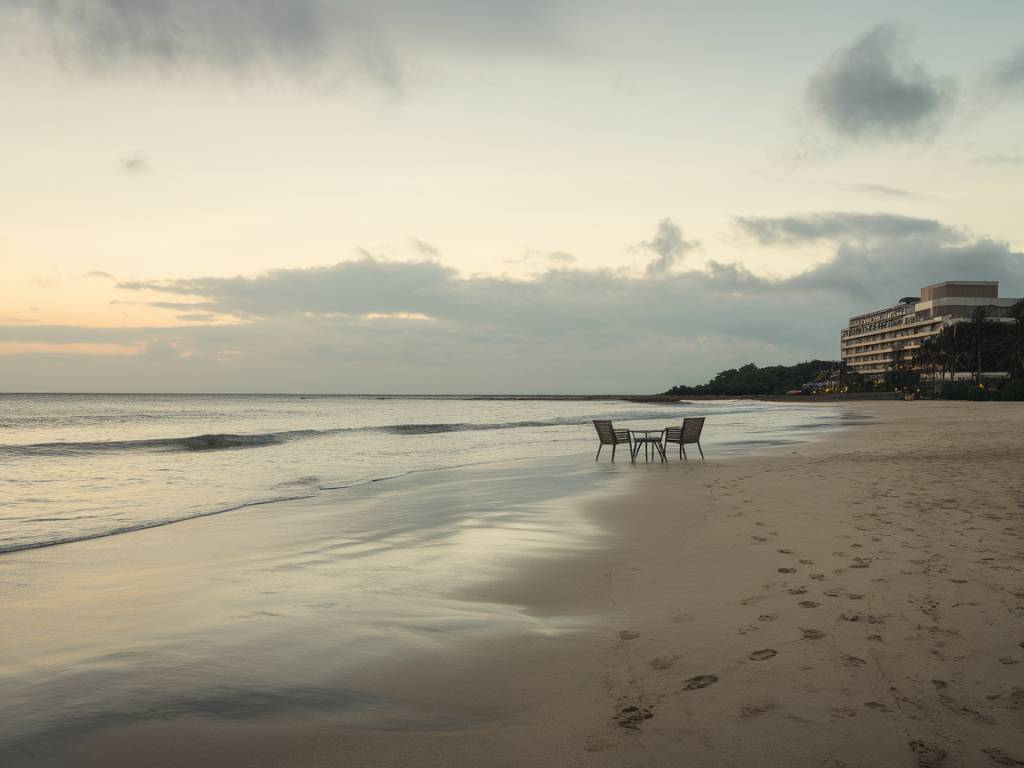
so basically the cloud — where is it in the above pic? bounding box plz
[5,215,1022,392]
[984,46,1024,98]
[805,24,955,141]
[1,0,574,89]
[409,238,439,257]
[84,270,115,280]
[119,152,151,174]
[973,153,1024,166]
[736,212,947,246]
[505,250,577,269]
[545,251,576,266]
[638,218,698,276]
[843,182,918,199]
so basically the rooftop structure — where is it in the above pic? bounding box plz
[840,281,1021,381]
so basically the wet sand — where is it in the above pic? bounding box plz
[6,402,1024,767]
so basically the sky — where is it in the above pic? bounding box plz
[1,0,1023,393]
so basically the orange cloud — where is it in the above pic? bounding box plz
[0,342,144,356]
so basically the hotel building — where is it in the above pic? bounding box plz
[840,281,1022,381]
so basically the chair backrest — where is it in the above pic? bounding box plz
[593,420,615,445]
[681,417,705,443]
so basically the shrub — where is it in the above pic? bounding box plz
[998,379,1024,401]
[940,381,992,401]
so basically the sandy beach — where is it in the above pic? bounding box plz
[4,401,1024,767]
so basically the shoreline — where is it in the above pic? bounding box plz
[5,402,1024,766]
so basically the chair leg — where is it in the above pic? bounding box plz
[698,442,704,460]
[682,445,688,461]
[611,444,616,463]
[596,444,602,461]
[679,444,683,460]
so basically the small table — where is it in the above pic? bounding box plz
[630,429,666,463]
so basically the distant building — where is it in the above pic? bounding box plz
[840,281,1022,381]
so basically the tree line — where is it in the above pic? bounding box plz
[663,298,1024,399]
[664,360,838,396]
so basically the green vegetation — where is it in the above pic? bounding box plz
[915,298,1024,400]
[664,299,1024,399]
[664,360,839,397]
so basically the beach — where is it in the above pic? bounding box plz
[3,401,1024,767]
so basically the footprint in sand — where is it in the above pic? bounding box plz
[650,656,677,670]
[777,548,794,554]
[802,628,827,640]
[799,559,815,565]
[619,630,640,640]
[799,601,821,608]
[982,747,1024,766]
[810,573,826,581]
[864,701,892,712]
[778,567,797,574]
[750,648,778,661]
[909,740,947,768]
[740,704,774,718]
[824,589,843,597]
[868,634,884,642]
[752,536,768,542]
[788,586,808,595]
[616,704,654,728]
[843,655,867,667]
[673,613,695,624]
[999,658,1020,666]
[683,674,718,690]
[831,707,858,719]
[847,594,865,600]
[758,614,777,622]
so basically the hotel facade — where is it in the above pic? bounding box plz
[840,281,1022,381]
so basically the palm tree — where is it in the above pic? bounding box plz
[971,306,987,385]
[915,335,943,398]
[1009,299,1024,380]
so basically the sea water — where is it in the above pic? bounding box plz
[0,395,844,554]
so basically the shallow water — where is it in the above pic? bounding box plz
[0,395,845,553]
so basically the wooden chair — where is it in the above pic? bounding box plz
[593,420,632,462]
[664,417,705,461]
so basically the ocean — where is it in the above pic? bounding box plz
[0,395,844,555]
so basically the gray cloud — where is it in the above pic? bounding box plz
[6,215,1022,392]
[984,46,1024,98]
[409,238,439,257]
[119,152,151,174]
[638,218,698,276]
[176,312,219,322]
[736,212,947,246]
[1,0,574,89]
[84,270,115,280]
[806,24,955,141]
